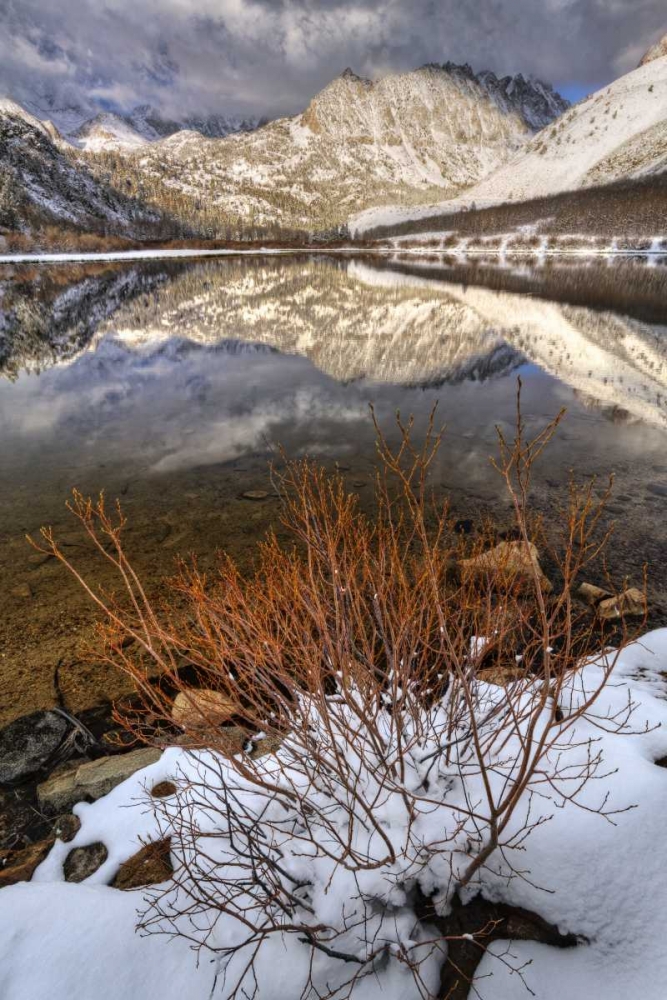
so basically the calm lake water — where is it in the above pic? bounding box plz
[1,252,666,724]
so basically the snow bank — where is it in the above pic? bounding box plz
[1,631,667,1000]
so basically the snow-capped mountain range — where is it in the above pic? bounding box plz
[355,44,667,232]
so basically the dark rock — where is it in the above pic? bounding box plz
[647,483,667,498]
[64,842,108,883]
[0,837,54,887]
[112,838,173,890]
[0,711,69,785]
[52,814,81,843]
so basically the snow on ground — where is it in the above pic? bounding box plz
[352,55,667,233]
[1,631,667,1000]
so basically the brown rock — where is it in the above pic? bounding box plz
[241,491,269,501]
[598,588,647,621]
[478,665,527,687]
[0,838,54,887]
[172,689,235,731]
[577,582,611,606]
[37,746,162,814]
[112,838,173,890]
[150,780,177,799]
[64,842,108,883]
[461,541,552,593]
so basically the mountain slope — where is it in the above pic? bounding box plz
[640,31,667,66]
[90,64,565,233]
[0,99,175,240]
[74,112,153,153]
[354,55,667,232]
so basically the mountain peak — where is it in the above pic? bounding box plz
[640,31,667,66]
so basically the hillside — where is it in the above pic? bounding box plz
[84,65,565,234]
[0,99,188,244]
[354,54,667,233]
[640,31,667,66]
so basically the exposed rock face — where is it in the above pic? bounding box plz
[640,32,667,66]
[171,690,236,731]
[0,711,69,785]
[0,838,54,887]
[449,63,569,131]
[36,747,162,813]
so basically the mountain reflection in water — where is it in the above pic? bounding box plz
[0,253,666,723]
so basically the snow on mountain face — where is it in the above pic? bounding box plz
[0,100,165,236]
[355,55,667,232]
[474,68,569,131]
[640,31,667,66]
[102,64,546,231]
[74,112,153,153]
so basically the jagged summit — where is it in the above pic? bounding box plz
[640,31,667,66]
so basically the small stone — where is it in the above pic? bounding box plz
[27,552,53,567]
[9,583,32,600]
[598,588,647,621]
[64,842,108,883]
[0,838,55,887]
[647,483,667,498]
[150,781,177,799]
[52,814,81,843]
[241,490,270,501]
[478,665,526,687]
[249,733,284,759]
[112,838,173,890]
[351,480,366,489]
[37,746,162,814]
[0,711,69,785]
[172,690,235,731]
[577,582,611,606]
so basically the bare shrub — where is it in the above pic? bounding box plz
[31,393,645,999]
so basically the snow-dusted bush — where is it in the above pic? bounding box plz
[33,398,647,999]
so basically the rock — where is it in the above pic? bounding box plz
[112,838,173,890]
[241,491,269,501]
[478,665,526,687]
[0,838,54,887]
[598,588,647,621]
[150,780,177,799]
[0,711,69,785]
[461,540,552,593]
[577,582,611,606]
[249,733,284,759]
[9,583,32,600]
[37,746,162,813]
[647,483,667,498]
[172,689,235,731]
[63,842,108,883]
[52,814,81,843]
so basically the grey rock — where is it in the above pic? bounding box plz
[0,711,69,785]
[63,842,108,883]
[37,746,162,813]
[647,483,667,498]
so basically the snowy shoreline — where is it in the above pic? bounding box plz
[1,245,667,264]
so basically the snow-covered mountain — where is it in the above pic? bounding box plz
[73,112,153,153]
[88,64,566,233]
[0,99,171,238]
[640,31,667,66]
[355,54,667,232]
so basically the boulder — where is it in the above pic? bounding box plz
[37,746,162,814]
[172,689,235,731]
[598,588,647,621]
[0,711,69,785]
[112,838,173,890]
[64,842,108,883]
[0,838,54,888]
[461,540,552,593]
[577,582,611,606]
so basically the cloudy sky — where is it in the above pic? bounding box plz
[1,0,665,121]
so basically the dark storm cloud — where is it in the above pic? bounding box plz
[1,0,665,119]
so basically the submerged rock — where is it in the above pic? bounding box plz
[36,746,162,813]
[63,842,108,883]
[0,711,69,785]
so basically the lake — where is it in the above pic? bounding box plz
[1,252,666,725]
